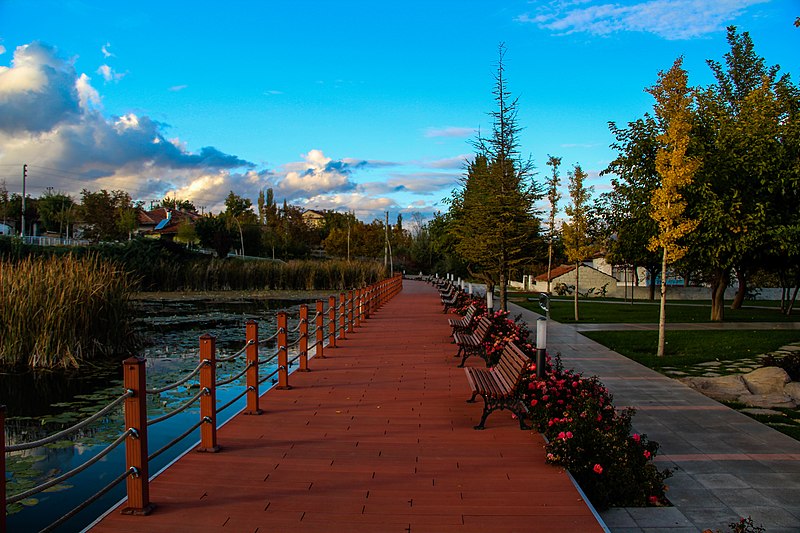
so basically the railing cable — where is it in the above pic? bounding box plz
[6,390,133,452]
[7,428,134,504]
[146,360,208,395]
[147,388,207,426]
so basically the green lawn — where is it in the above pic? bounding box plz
[581,329,800,372]
[512,297,799,323]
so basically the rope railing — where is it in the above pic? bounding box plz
[145,360,207,395]
[5,390,133,452]
[0,273,405,532]
[147,388,208,426]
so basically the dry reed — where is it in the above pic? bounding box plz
[0,255,139,369]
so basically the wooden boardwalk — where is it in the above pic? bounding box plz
[92,280,603,532]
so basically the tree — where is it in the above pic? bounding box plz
[80,189,135,242]
[195,214,234,258]
[562,164,595,321]
[223,191,257,256]
[545,155,562,295]
[161,196,197,212]
[647,57,700,357]
[689,27,784,320]
[35,192,76,236]
[448,44,542,311]
[600,115,663,300]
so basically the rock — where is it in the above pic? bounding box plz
[702,372,722,377]
[741,408,785,417]
[737,393,796,409]
[698,361,722,367]
[784,345,800,352]
[742,367,790,395]
[680,375,750,402]
[785,382,800,402]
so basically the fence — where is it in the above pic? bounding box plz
[1,274,403,532]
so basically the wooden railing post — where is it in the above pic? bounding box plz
[198,334,220,453]
[347,290,355,333]
[328,295,337,349]
[1,405,6,532]
[316,299,325,358]
[355,288,362,328]
[299,304,309,372]
[339,293,347,340]
[364,286,371,319]
[245,320,262,415]
[277,312,292,389]
[121,357,155,515]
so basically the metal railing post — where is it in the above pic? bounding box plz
[339,293,347,340]
[316,300,325,358]
[277,312,291,389]
[198,334,220,453]
[121,357,155,515]
[328,295,337,349]
[299,305,309,372]
[245,320,262,415]
[347,290,355,333]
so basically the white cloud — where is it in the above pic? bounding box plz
[97,64,125,82]
[0,40,253,205]
[0,45,6,55]
[519,0,769,40]
[169,84,188,92]
[76,73,102,110]
[101,42,114,58]
[424,126,475,138]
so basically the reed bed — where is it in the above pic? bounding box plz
[135,257,387,292]
[0,255,140,370]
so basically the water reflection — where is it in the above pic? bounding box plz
[4,297,311,532]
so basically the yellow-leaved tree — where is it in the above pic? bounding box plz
[647,57,701,357]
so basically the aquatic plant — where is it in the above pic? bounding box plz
[0,255,140,369]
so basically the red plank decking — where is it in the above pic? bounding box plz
[92,280,603,533]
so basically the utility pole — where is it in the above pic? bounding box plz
[21,164,27,238]
[384,211,388,268]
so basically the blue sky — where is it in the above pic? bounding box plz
[0,0,797,222]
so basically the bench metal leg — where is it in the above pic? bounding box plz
[466,391,478,403]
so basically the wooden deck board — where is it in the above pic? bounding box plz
[91,280,603,532]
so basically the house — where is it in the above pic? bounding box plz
[302,209,325,228]
[137,207,200,241]
[534,264,618,296]
[0,222,12,236]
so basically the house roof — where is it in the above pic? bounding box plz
[138,207,200,235]
[535,265,576,282]
[535,263,618,282]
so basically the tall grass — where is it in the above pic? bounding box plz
[138,257,387,292]
[0,255,140,370]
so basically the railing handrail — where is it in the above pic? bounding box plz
[1,273,405,532]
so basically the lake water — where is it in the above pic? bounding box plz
[3,296,313,532]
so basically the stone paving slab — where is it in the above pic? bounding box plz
[508,301,800,533]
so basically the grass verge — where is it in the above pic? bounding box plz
[580,330,800,372]
[513,297,798,323]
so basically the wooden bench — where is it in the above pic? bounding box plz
[448,304,477,336]
[453,315,492,367]
[465,341,531,430]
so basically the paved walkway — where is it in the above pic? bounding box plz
[92,281,603,533]
[508,301,800,533]
[574,322,800,332]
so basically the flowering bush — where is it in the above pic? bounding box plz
[452,295,533,366]
[522,356,671,510]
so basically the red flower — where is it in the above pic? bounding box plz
[530,399,538,407]
[648,496,659,505]
[632,433,641,443]
[593,464,603,475]
[643,450,651,459]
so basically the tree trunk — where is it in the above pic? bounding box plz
[709,269,729,322]
[499,269,508,312]
[731,268,747,310]
[573,262,580,321]
[657,249,668,357]
[546,241,553,295]
[648,270,657,300]
[631,265,638,304]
